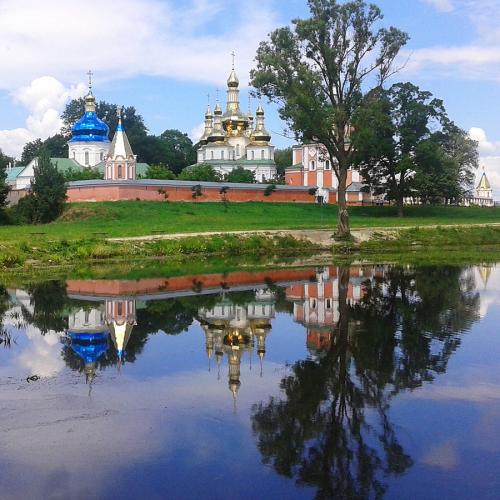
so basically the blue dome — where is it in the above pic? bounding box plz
[68,331,109,365]
[69,111,110,143]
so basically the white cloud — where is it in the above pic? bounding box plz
[0,0,278,157]
[189,122,205,143]
[0,77,86,158]
[421,0,454,12]
[404,1,500,81]
[0,0,277,90]
[467,127,500,197]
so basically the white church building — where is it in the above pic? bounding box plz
[193,59,277,182]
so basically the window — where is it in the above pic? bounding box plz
[118,165,123,178]
[221,150,224,160]
[311,299,317,309]
[325,160,330,170]
[117,302,123,316]
[326,299,332,309]
[251,150,255,160]
[84,151,89,165]
[202,150,206,161]
[236,144,240,157]
[261,150,265,160]
[72,151,76,159]
[310,160,315,171]
[100,152,104,161]
[211,151,214,160]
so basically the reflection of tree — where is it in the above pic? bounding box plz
[135,295,220,336]
[252,266,480,499]
[21,281,69,334]
[0,286,14,347]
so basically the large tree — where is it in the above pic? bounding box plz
[274,147,293,182]
[353,83,477,213]
[20,134,69,165]
[158,129,197,174]
[225,166,256,183]
[28,151,67,223]
[0,150,10,211]
[178,163,221,182]
[251,0,409,236]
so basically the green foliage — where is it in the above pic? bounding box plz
[251,0,409,235]
[353,82,477,215]
[274,147,293,180]
[145,164,176,180]
[21,138,43,165]
[0,151,10,211]
[19,152,67,224]
[158,129,197,174]
[191,184,203,199]
[224,166,255,183]
[264,184,277,196]
[178,164,221,182]
[63,167,103,182]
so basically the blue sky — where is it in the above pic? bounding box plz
[0,0,499,189]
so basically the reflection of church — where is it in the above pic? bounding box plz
[198,289,275,400]
[66,300,137,383]
[286,267,382,356]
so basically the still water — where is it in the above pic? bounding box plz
[0,264,499,499]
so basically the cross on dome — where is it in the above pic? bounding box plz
[87,69,93,94]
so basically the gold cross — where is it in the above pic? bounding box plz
[87,70,93,91]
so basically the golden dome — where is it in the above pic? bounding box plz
[227,69,239,88]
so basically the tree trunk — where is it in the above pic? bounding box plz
[396,196,404,217]
[337,167,350,237]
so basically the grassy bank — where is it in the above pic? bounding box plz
[334,225,500,265]
[0,233,318,271]
[1,202,500,245]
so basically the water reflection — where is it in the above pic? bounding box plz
[0,264,492,499]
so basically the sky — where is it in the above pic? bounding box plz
[0,0,499,193]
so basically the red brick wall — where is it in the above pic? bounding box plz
[67,184,315,203]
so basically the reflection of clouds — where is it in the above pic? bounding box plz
[16,329,65,377]
[422,440,459,471]
[0,366,283,498]
[409,383,500,403]
[473,408,500,453]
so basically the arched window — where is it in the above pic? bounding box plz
[118,165,123,178]
[325,160,330,170]
[311,160,315,171]
[202,150,206,161]
[211,151,214,160]
[251,150,255,160]
[261,150,265,160]
[84,151,89,165]
[100,152,104,161]
[221,150,225,160]
[236,144,240,157]
[72,151,76,159]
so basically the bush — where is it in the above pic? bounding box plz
[146,164,176,180]
[178,164,221,182]
[264,184,277,197]
[64,167,103,182]
[224,166,255,183]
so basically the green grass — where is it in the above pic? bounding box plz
[1,202,500,245]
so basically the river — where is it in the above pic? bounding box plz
[0,263,499,499]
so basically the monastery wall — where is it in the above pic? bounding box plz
[66,180,325,204]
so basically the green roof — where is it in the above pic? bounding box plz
[285,163,304,171]
[6,166,25,182]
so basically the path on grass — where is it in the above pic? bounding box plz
[107,223,500,249]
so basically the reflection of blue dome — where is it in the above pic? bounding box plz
[68,331,109,365]
[69,111,110,143]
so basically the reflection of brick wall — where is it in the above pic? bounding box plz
[307,329,333,350]
[66,182,314,203]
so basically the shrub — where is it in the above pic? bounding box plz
[264,184,277,197]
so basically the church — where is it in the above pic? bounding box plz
[193,58,277,182]
[6,75,148,190]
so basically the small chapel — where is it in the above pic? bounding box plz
[194,56,277,182]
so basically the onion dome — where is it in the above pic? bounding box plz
[208,102,226,142]
[252,105,271,142]
[227,69,239,88]
[69,92,110,143]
